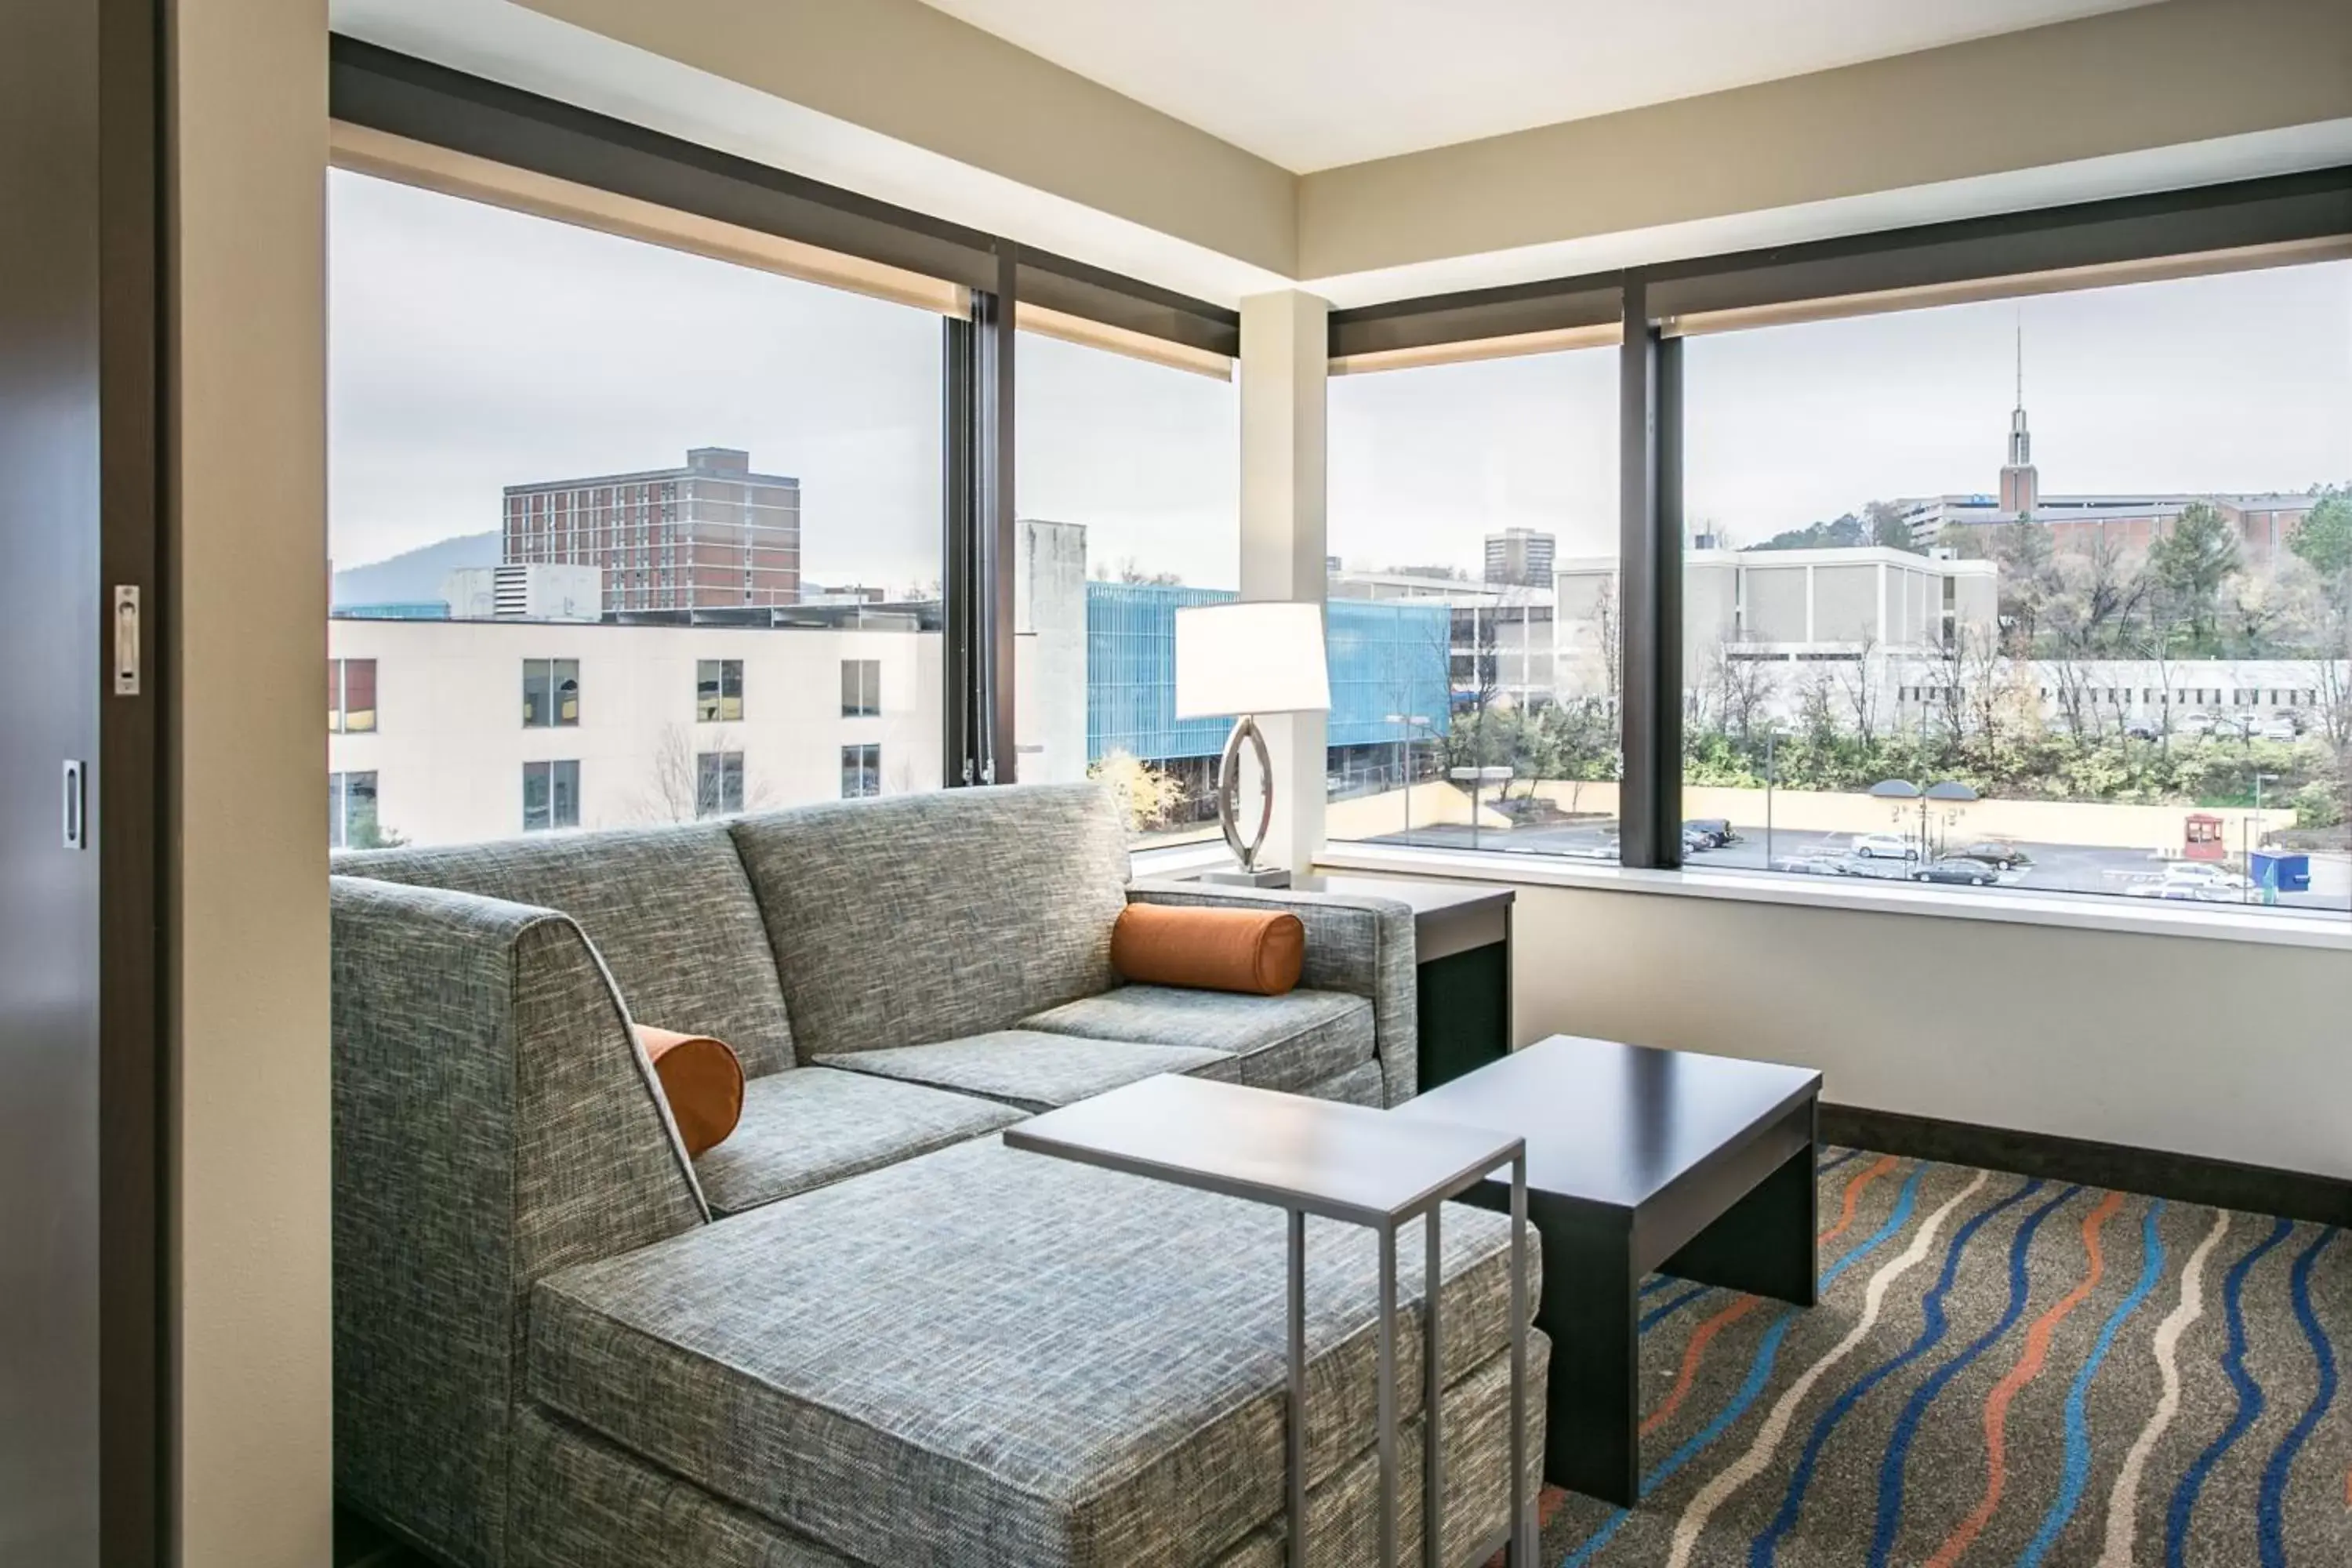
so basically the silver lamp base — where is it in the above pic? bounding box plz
[1213,713,1288,885]
[1200,865,1293,888]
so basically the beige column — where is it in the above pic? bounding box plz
[173,2,334,1563]
[1238,291,1330,876]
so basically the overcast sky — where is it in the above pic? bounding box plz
[331,170,2351,588]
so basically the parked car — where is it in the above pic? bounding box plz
[2123,720,2161,741]
[1911,857,1998,886]
[1680,826,1715,855]
[2253,717,2299,742]
[1947,840,2033,869]
[1772,852,1853,877]
[1682,818,1738,848]
[2160,862,2253,892]
[2179,711,2221,736]
[1850,832,1918,860]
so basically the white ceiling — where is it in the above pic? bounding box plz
[916,0,2166,172]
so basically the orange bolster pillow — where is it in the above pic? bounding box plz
[1112,903,1305,996]
[636,1026,745,1159]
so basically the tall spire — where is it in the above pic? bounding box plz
[2000,310,2039,513]
[2006,311,2031,470]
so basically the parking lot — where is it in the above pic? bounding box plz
[1352,818,2352,917]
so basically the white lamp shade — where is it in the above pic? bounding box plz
[1173,601,1330,718]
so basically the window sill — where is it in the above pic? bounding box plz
[1315,841,2352,953]
[1128,840,1234,880]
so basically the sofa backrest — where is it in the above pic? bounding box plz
[336,822,797,1076]
[727,782,1131,1057]
[331,876,708,1568]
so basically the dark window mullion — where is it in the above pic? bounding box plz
[1617,279,1683,869]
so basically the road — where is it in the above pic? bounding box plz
[1352,818,2352,918]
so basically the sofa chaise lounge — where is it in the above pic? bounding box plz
[332,782,1546,1567]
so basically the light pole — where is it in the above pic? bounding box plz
[1763,724,1795,868]
[1450,764,1513,851]
[1384,713,1432,841]
[2248,771,2281,903]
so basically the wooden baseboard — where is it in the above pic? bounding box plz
[1820,1103,2351,1228]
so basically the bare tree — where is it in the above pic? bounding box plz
[641,723,702,823]
[1705,642,1773,750]
[1836,631,1882,749]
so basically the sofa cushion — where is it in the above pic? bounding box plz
[726,783,1129,1058]
[336,824,797,1077]
[811,1030,1234,1112]
[1021,985,1374,1095]
[693,1068,1022,1217]
[529,1137,1536,1568]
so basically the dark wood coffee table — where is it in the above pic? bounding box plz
[1392,1036,1820,1505]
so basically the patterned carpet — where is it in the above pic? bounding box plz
[1518,1149,2349,1567]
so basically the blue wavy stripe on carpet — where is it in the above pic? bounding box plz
[1748,1173,2041,1568]
[2257,1226,2340,1568]
[1867,1180,2071,1568]
[1561,1310,1801,1568]
[1563,1162,1928,1567]
[2165,1214,2294,1568]
[1820,1162,1929,1294]
[2018,1199,2168,1568]
[1644,1283,1715,1333]
[1640,1274,1681,1301]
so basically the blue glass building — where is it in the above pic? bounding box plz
[1085,581,1450,764]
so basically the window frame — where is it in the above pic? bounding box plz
[1328,164,2352,899]
[521,758,580,832]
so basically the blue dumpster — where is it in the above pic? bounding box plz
[2250,851,2311,894]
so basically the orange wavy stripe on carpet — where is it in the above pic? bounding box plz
[1820,1155,1903,1250]
[1643,1294,1768,1440]
[1924,1189,2125,1568]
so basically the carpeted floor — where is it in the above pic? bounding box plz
[1515,1149,2349,1567]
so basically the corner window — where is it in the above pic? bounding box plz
[1012,327,1240,844]
[840,742,881,798]
[695,750,745,817]
[840,658,881,717]
[1325,347,1621,858]
[329,658,378,733]
[696,659,744,723]
[522,760,580,831]
[1679,259,2350,917]
[328,770,380,849]
[523,659,579,728]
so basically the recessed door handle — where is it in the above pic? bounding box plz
[63,760,87,851]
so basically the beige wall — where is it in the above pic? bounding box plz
[1298,0,2352,282]
[1345,869,2350,1181]
[172,0,334,1563]
[513,0,1298,277]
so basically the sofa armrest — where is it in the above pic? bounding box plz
[330,875,708,1566]
[1124,880,1419,1104]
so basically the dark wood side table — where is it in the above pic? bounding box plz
[1392,1036,1820,1506]
[1163,872,1515,1094]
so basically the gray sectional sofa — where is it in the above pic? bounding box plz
[331,782,1546,1567]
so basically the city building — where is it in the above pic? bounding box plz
[1555,546,1999,720]
[503,445,804,612]
[1900,347,2319,565]
[1327,566,1557,709]
[442,562,602,622]
[326,612,942,848]
[1483,527,1555,587]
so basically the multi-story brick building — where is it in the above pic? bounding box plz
[502,445,802,612]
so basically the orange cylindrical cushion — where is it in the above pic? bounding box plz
[1111,903,1305,996]
[636,1026,746,1159]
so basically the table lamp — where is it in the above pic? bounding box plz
[1173,601,1330,887]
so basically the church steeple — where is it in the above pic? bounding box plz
[1999,315,2039,513]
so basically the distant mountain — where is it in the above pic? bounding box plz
[332,531,500,608]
